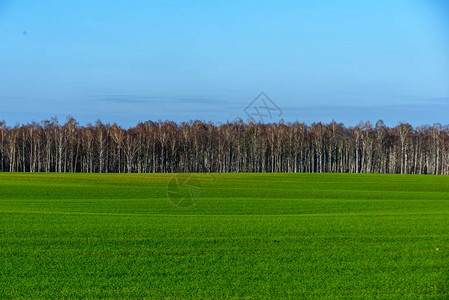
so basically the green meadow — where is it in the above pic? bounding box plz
[0,173,448,298]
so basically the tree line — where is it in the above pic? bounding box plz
[0,117,448,175]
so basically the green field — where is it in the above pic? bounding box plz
[0,173,448,298]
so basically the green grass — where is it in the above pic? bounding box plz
[0,173,448,299]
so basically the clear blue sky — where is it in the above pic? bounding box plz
[1,0,448,127]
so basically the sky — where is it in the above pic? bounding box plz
[0,0,448,127]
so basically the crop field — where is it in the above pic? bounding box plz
[0,173,448,298]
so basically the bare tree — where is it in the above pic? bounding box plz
[0,118,449,175]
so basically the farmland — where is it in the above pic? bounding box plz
[0,173,448,298]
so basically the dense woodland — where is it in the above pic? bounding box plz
[1,117,449,174]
